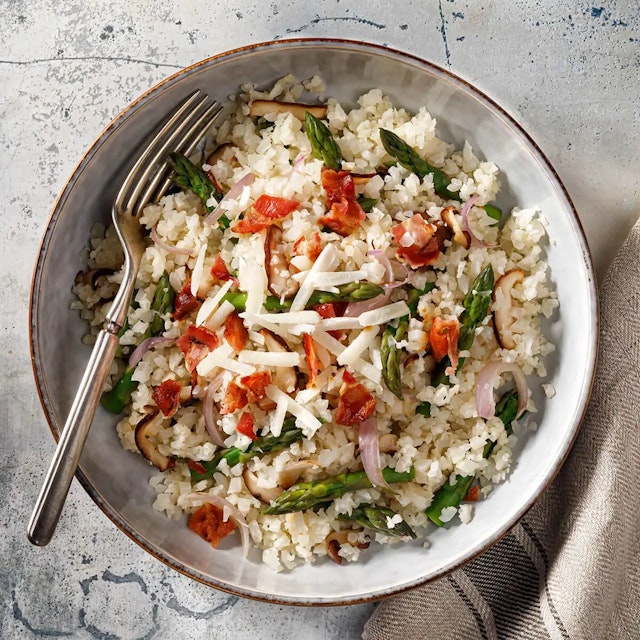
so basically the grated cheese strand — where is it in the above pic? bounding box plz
[358,301,411,327]
[238,351,301,367]
[290,244,339,311]
[190,243,208,297]
[337,326,380,366]
[196,280,233,326]
[265,385,322,437]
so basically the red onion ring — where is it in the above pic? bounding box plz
[287,153,306,184]
[343,277,411,317]
[204,172,256,226]
[186,492,251,558]
[203,374,225,446]
[343,290,390,317]
[390,259,409,280]
[128,336,175,369]
[358,417,390,488]
[460,195,497,248]
[368,249,393,282]
[150,226,197,256]
[475,360,529,419]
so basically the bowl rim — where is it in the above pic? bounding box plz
[29,36,599,606]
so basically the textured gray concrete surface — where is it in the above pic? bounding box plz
[1,1,638,638]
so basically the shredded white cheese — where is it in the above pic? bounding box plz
[238,351,301,367]
[196,342,256,377]
[308,270,367,287]
[196,280,233,326]
[238,237,267,317]
[240,312,294,341]
[359,301,410,327]
[204,299,235,330]
[316,317,362,331]
[312,330,382,383]
[337,327,380,366]
[265,385,322,437]
[269,391,289,437]
[253,311,320,325]
[290,244,339,311]
[190,243,207,296]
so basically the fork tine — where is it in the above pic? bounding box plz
[121,94,211,213]
[135,101,222,213]
[114,91,202,213]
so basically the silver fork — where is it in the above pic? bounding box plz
[28,92,222,546]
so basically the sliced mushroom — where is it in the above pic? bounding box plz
[74,267,116,288]
[350,172,377,185]
[492,269,525,349]
[134,410,175,471]
[402,354,419,369]
[326,530,370,565]
[378,433,398,454]
[248,100,328,120]
[205,142,234,168]
[242,467,283,503]
[279,460,320,489]
[256,396,277,412]
[259,329,297,393]
[265,226,299,299]
[441,207,470,249]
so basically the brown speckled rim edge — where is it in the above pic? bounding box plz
[29,37,599,607]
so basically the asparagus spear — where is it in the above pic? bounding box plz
[170,152,223,206]
[379,129,461,201]
[169,153,231,228]
[221,281,385,312]
[482,389,519,458]
[304,112,343,171]
[101,273,175,414]
[380,318,408,399]
[357,196,378,213]
[431,265,494,386]
[484,204,502,224]
[416,401,431,417]
[338,505,417,538]
[312,281,385,305]
[189,418,303,482]
[380,284,433,399]
[424,476,475,527]
[262,467,415,515]
[425,390,519,526]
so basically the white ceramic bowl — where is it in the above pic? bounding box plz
[30,39,598,604]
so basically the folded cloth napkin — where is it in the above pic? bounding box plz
[363,220,640,640]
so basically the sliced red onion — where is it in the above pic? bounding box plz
[128,336,175,369]
[343,277,411,317]
[186,492,251,558]
[460,195,497,248]
[150,226,197,256]
[358,417,390,489]
[343,290,390,317]
[287,153,306,184]
[475,360,529,419]
[389,259,409,280]
[203,374,225,446]
[368,249,393,282]
[204,172,256,227]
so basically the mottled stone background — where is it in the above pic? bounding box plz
[1,1,638,638]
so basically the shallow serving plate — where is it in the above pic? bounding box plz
[30,38,597,605]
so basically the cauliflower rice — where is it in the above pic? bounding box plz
[73,75,557,572]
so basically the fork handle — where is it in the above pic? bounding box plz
[28,328,120,546]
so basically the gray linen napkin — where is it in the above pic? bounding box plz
[363,220,640,640]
